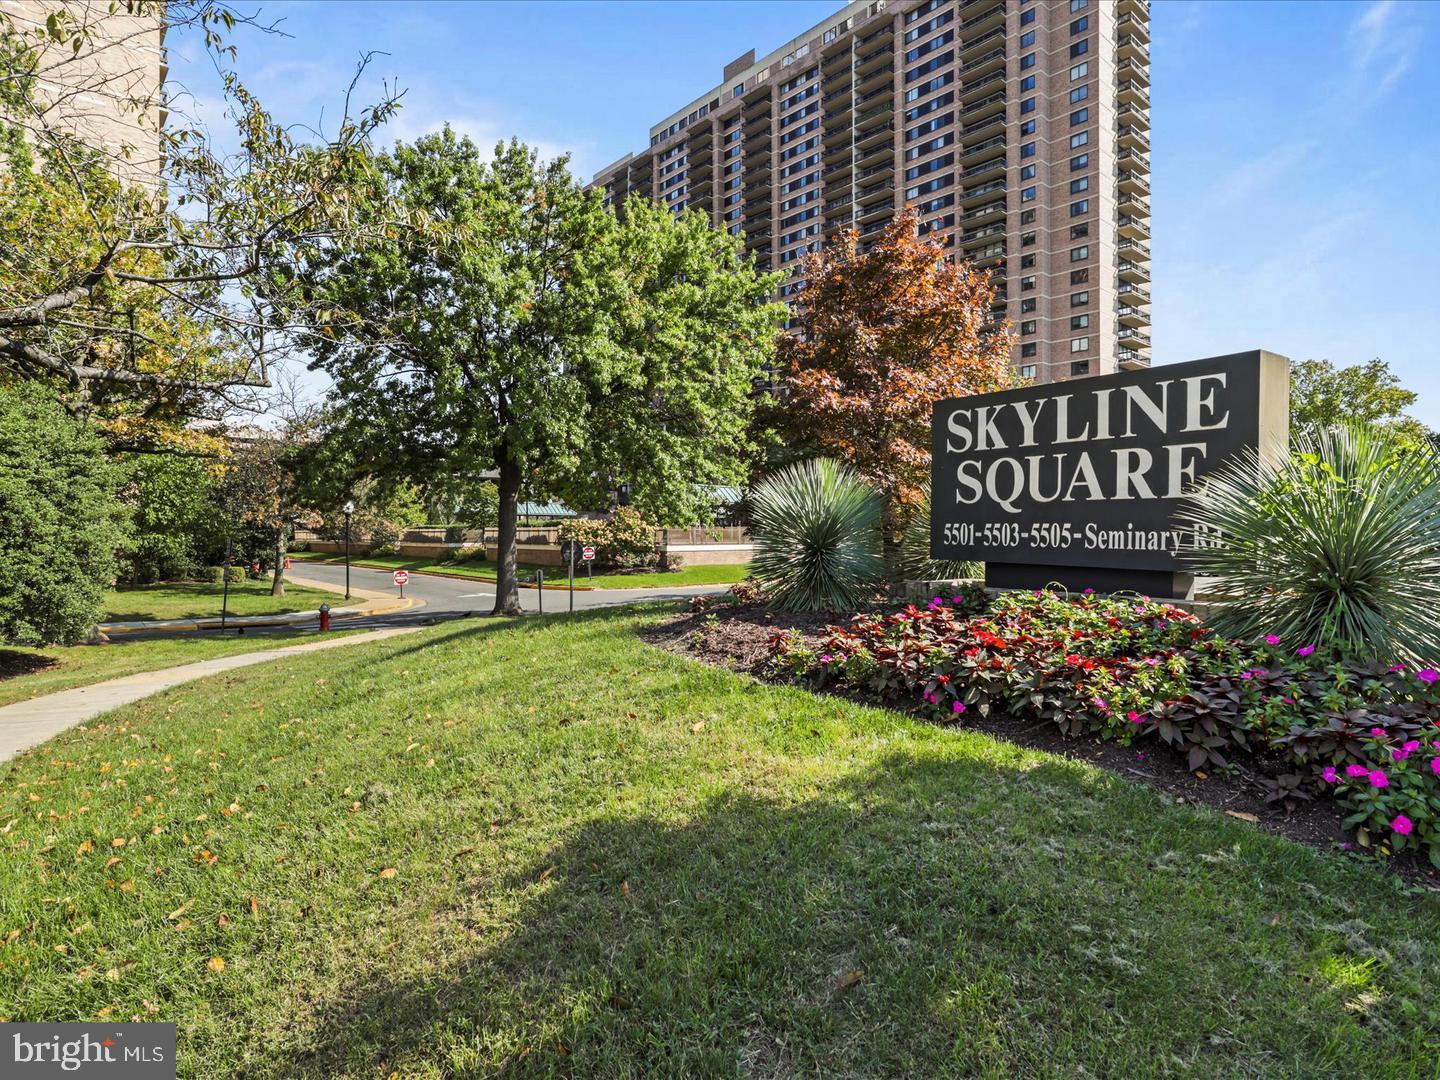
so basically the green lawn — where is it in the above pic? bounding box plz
[104,579,345,622]
[291,549,748,589]
[0,630,360,709]
[2,606,1438,1077]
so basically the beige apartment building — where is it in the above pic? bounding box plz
[592,0,1151,382]
[1,0,167,189]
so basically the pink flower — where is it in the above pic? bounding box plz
[1389,664,1406,674]
[1404,740,1421,753]
[1418,668,1439,684]
[1281,697,1295,705]
[1127,710,1142,724]
[952,700,966,714]
[1430,758,1440,777]
[1092,696,1108,711]
[1393,748,1411,762]
[1321,766,1338,783]
[1264,634,1281,645]
[1082,587,1095,595]
[1240,671,1253,680]
[1345,764,1370,778]
[1145,656,1161,666]
[1370,727,1387,738]
[819,654,833,664]
[1369,770,1389,788]
[1297,645,1315,657]
[1392,814,1413,836]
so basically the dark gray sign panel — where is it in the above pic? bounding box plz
[930,350,1288,583]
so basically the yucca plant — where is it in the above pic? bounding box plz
[1180,422,1440,664]
[897,484,983,583]
[750,458,885,611]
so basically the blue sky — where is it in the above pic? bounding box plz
[174,1,1440,425]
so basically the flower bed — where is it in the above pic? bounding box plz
[767,587,1440,865]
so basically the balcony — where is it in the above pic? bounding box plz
[823,193,853,214]
[1118,240,1151,263]
[855,101,894,134]
[960,199,1006,224]
[1118,327,1153,351]
[1117,170,1151,197]
[856,159,891,182]
[853,138,893,170]
[1116,259,1151,284]
[960,89,1006,122]
[744,156,772,182]
[958,24,1005,59]
[1115,305,1150,328]
[1118,146,1149,172]
[1116,58,1150,86]
[1117,11,1150,41]
[822,43,853,70]
[960,179,1006,205]
[854,43,893,77]
[1117,124,1150,152]
[860,210,894,234]
[856,19,893,49]
[855,120,895,151]
[959,154,1005,182]
[969,243,1006,266]
[1117,214,1150,241]
[824,155,854,181]
[1117,33,1149,63]
[742,92,772,120]
[959,222,1005,245]
[1117,0,1150,17]
[1117,282,1151,306]
[960,109,1006,142]
[823,135,854,162]
[960,44,1006,78]
[1117,347,1150,371]
[855,83,892,109]
[960,133,1006,162]
[1117,79,1149,109]
[1118,102,1149,130]
[959,68,1006,102]
[959,2,1005,35]
[855,63,894,94]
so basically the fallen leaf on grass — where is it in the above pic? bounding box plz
[690,721,705,733]
[206,956,225,973]
[832,969,864,990]
[378,867,397,879]
[248,896,260,915]
[537,866,554,883]
[1224,811,1259,823]
[166,900,193,921]
[76,838,94,856]
[216,914,229,928]
[621,881,631,897]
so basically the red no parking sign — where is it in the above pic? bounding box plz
[393,569,409,597]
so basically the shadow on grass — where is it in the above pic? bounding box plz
[246,746,1421,1078]
[0,649,61,683]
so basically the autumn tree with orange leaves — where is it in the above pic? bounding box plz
[773,207,1015,561]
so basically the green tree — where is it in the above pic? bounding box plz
[117,453,226,583]
[300,133,783,614]
[1290,358,1428,445]
[0,383,127,644]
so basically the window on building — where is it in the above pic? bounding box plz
[1021,275,1037,291]
[1071,245,1090,261]
[1071,153,1090,170]
[1021,297,1037,313]
[1071,107,1090,125]
[1070,199,1089,216]
[1020,8,1036,26]
[1020,362,1038,377]
[1071,14,1089,32]
[1070,268,1089,284]
[1020,119,1037,136]
[1021,53,1036,70]
[1070,222,1090,239]
[1071,337,1090,353]
[1071,177,1090,194]
[1020,253,1036,269]
[1020,208,1037,224]
[1021,230,1037,246]
[1021,141,1037,158]
[1021,97,1037,114]
[1070,40,1089,59]
[1021,185,1037,202]
[1020,74,1036,91]
[1071,290,1089,307]
[1070,359,1090,376]
[1070,0,1089,10]
[1021,29,1036,47]
[1070,131,1090,148]
[1070,84,1089,103]
[1069,62,1089,82]
[1021,343,1038,359]
[1021,320,1037,335]
[1020,164,1036,180]
[1071,314,1090,330]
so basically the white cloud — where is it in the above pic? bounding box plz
[1342,0,1419,109]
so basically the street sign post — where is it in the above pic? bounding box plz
[393,568,409,599]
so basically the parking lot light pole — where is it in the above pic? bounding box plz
[343,499,356,600]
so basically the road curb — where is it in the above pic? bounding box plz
[98,580,417,635]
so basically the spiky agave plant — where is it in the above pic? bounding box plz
[897,484,983,583]
[750,458,885,611]
[1179,422,1440,664]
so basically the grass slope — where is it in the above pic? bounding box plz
[2,607,1438,1077]
[290,550,748,589]
[104,580,345,622]
[0,630,360,709]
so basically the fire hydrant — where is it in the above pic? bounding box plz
[318,602,331,633]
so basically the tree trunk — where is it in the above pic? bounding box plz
[492,457,524,616]
[271,525,287,596]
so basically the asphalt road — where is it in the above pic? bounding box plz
[288,560,728,625]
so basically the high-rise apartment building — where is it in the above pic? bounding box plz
[592,0,1151,382]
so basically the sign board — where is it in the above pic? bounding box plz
[931,350,1288,594]
[581,545,596,562]
[392,570,410,586]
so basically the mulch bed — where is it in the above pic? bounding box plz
[643,603,1440,889]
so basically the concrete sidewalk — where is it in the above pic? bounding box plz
[98,572,417,635]
[0,625,420,763]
